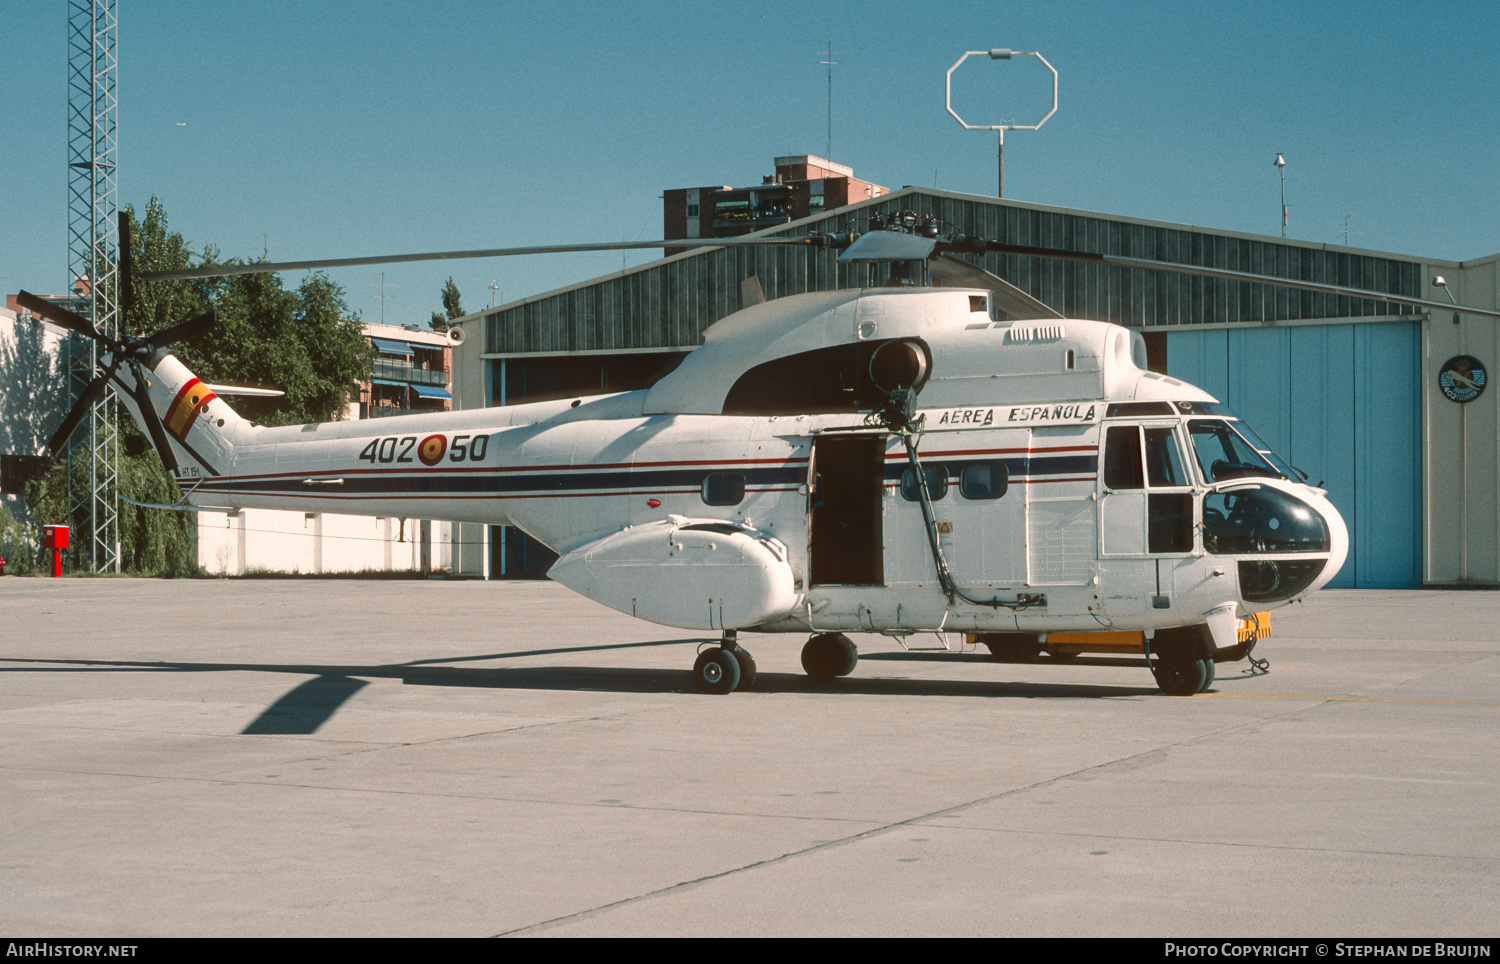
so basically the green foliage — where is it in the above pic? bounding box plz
[432,276,463,331]
[128,199,374,427]
[0,308,67,458]
[25,445,199,577]
[0,503,38,574]
[441,277,464,320]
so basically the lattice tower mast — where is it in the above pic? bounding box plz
[65,0,120,572]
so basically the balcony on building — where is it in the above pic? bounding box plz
[361,326,453,419]
[711,183,794,236]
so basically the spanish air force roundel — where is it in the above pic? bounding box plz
[418,434,448,465]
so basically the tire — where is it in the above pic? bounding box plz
[1155,656,1212,696]
[731,647,757,691]
[982,633,1041,663]
[693,647,742,695]
[830,633,858,677]
[802,633,858,679]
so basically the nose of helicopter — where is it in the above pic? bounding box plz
[1307,488,1349,593]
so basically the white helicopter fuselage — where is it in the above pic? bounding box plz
[117,287,1347,653]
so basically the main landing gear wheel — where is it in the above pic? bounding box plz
[801,633,858,679]
[693,647,742,695]
[1155,655,1215,696]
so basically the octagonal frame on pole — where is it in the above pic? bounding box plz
[945,48,1058,197]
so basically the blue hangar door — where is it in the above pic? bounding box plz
[1164,322,1422,588]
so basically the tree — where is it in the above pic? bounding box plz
[431,276,463,331]
[132,200,375,427]
[0,309,67,460]
[26,197,375,575]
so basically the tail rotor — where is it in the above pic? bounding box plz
[19,212,218,473]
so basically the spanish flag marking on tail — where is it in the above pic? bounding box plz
[164,377,219,442]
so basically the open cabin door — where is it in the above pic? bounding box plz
[808,434,885,586]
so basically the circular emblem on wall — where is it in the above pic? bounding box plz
[1439,355,1487,403]
[417,434,448,465]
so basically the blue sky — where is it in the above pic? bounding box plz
[2,0,1497,326]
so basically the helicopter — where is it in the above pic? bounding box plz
[19,210,1500,696]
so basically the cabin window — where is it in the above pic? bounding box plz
[959,462,1009,500]
[968,295,987,313]
[900,464,948,502]
[701,472,746,506]
[1103,426,1144,490]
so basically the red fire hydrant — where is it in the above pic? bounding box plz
[42,525,69,577]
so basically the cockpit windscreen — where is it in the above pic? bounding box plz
[1225,419,1298,479]
[1188,420,1283,483]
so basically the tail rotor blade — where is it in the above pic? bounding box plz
[127,361,179,474]
[48,372,113,455]
[146,309,216,350]
[16,291,104,343]
[118,211,135,319]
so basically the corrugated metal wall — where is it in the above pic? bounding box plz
[484,188,1423,354]
[1166,322,1423,588]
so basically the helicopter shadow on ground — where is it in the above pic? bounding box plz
[0,637,707,735]
[1,637,1164,737]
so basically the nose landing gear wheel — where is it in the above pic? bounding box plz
[1155,655,1215,696]
[801,632,858,679]
[693,647,742,695]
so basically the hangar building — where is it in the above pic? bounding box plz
[446,182,1500,589]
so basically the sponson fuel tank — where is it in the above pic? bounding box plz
[548,519,799,630]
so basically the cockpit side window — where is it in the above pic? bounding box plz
[1104,426,1144,489]
[1188,420,1282,483]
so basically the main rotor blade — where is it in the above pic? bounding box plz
[15,291,104,342]
[118,211,135,318]
[146,309,216,350]
[945,239,1500,321]
[138,236,840,282]
[48,372,113,455]
[127,361,179,474]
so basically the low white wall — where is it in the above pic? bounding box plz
[197,508,452,576]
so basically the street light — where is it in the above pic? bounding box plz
[1274,153,1287,237]
[946,48,1058,198]
[1433,275,1460,325]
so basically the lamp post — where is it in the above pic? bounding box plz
[1433,275,1460,325]
[1274,153,1287,237]
[946,48,1058,198]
